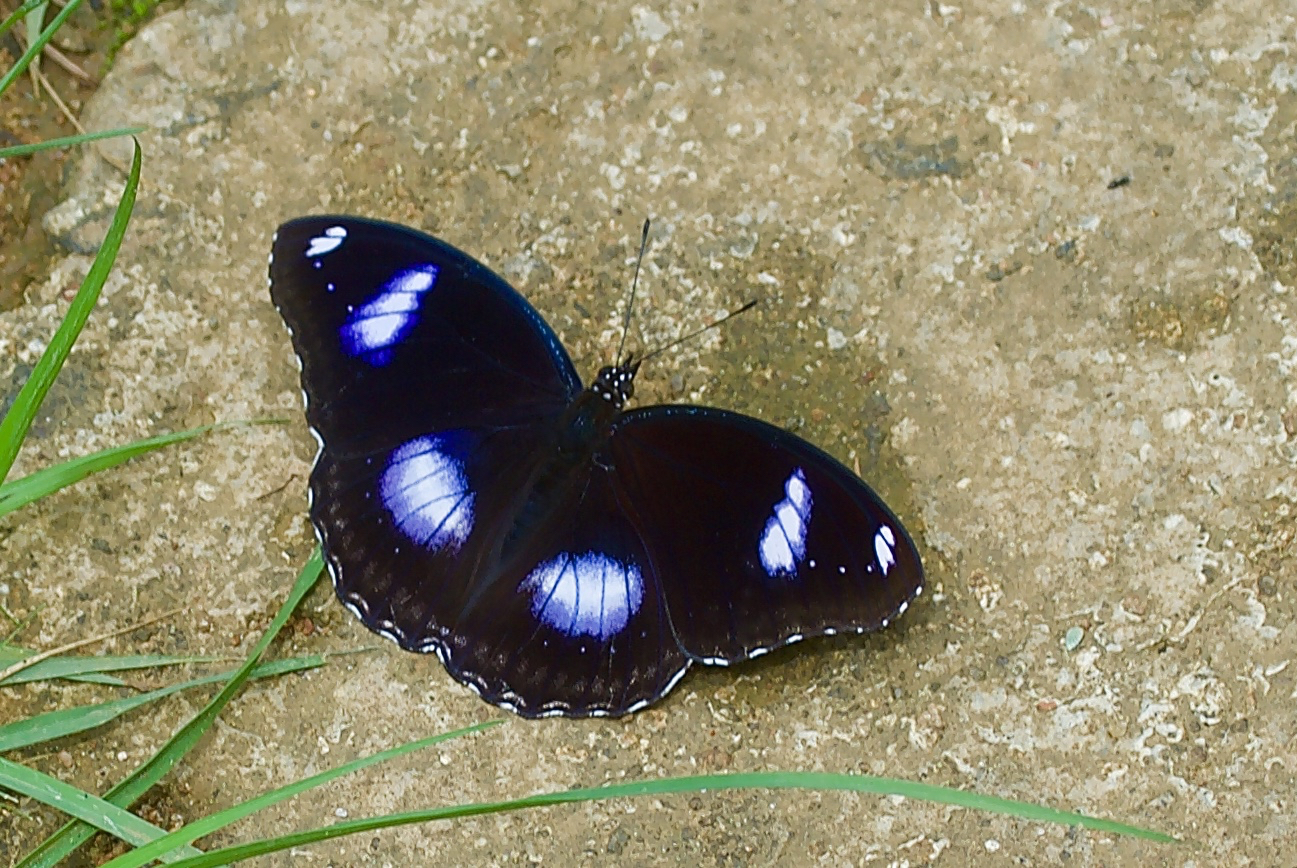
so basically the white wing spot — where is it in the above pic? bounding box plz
[522,551,644,640]
[759,468,813,578]
[380,435,474,551]
[306,225,347,257]
[875,524,898,576]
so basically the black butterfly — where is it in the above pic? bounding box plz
[270,216,924,718]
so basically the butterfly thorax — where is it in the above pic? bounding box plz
[588,362,639,410]
[548,362,639,467]
[546,362,639,458]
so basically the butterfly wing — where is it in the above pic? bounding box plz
[270,216,582,450]
[607,406,924,663]
[270,216,585,658]
[438,457,689,717]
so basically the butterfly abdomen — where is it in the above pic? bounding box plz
[476,390,620,577]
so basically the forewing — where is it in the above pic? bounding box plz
[270,216,583,456]
[608,407,924,663]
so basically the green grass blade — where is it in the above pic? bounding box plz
[0,646,127,686]
[0,650,233,687]
[15,551,325,868]
[0,756,203,860]
[22,0,44,84]
[0,423,240,518]
[9,671,125,686]
[0,0,80,96]
[0,127,148,159]
[0,656,324,752]
[148,770,1176,868]
[97,722,500,868]
[0,135,139,484]
[0,1,50,41]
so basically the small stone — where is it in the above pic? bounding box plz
[1282,408,1297,438]
[699,746,731,770]
[1122,594,1148,616]
[607,826,631,855]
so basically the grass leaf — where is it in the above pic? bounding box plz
[0,422,259,518]
[0,609,183,685]
[96,722,501,868]
[0,656,324,752]
[0,756,203,860]
[0,127,148,159]
[0,650,233,687]
[0,1,52,42]
[0,0,81,97]
[124,770,1178,867]
[0,135,140,483]
[15,551,325,868]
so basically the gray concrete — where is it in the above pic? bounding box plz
[2,0,1294,864]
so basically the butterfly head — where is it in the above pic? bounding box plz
[591,358,641,409]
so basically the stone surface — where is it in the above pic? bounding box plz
[2,0,1295,864]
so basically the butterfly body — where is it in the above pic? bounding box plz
[271,216,923,717]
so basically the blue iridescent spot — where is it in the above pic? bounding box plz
[380,435,473,551]
[340,265,439,365]
[521,551,645,640]
[759,468,813,578]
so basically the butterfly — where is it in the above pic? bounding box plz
[269,216,924,718]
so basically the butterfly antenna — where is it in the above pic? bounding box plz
[615,218,652,366]
[639,299,759,364]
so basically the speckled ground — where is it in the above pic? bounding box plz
[2,1,1294,865]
